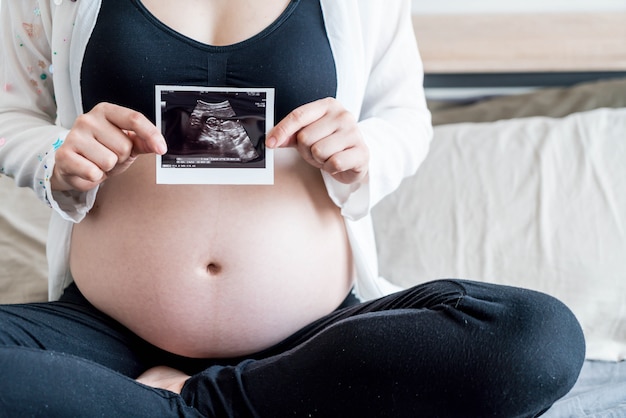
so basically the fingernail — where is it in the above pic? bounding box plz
[266,136,277,149]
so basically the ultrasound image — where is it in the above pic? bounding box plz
[184,99,259,162]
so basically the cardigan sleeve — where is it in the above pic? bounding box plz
[322,0,433,221]
[0,0,95,222]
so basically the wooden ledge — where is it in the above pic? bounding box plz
[412,13,626,73]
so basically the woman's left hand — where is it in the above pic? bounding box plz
[136,366,190,394]
[266,97,369,185]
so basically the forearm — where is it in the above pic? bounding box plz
[323,0,432,219]
[0,1,95,219]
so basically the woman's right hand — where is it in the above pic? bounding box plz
[51,102,167,192]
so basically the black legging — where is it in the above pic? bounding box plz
[0,279,584,417]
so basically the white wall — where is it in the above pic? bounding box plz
[412,0,626,14]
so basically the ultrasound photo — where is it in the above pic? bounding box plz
[155,86,275,185]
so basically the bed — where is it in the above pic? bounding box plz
[373,78,626,417]
[371,10,626,417]
[1,9,626,417]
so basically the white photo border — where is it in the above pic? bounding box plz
[155,85,275,185]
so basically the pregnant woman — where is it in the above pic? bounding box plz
[0,1,584,416]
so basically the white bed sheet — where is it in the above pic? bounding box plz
[373,107,626,362]
[544,360,626,417]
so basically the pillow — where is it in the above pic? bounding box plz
[428,77,626,125]
[0,176,50,303]
[372,107,626,361]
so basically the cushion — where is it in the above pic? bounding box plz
[428,77,626,125]
[372,107,626,361]
[0,176,50,303]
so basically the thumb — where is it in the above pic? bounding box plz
[125,129,168,156]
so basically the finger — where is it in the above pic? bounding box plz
[267,98,333,149]
[288,127,334,168]
[307,130,355,166]
[64,175,104,193]
[64,119,126,173]
[124,130,158,158]
[54,147,107,189]
[322,145,369,179]
[76,130,129,173]
[95,103,167,155]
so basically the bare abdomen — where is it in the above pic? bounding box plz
[70,150,353,358]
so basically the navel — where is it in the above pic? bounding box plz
[206,262,222,275]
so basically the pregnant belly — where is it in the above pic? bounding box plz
[70,151,353,358]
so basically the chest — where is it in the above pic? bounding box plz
[137,0,292,46]
[80,0,337,122]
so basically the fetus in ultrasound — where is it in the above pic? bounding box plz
[184,99,259,162]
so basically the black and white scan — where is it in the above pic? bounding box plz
[155,86,274,185]
[188,99,259,161]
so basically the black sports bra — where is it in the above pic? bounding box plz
[81,0,337,123]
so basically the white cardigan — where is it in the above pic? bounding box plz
[0,0,432,301]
